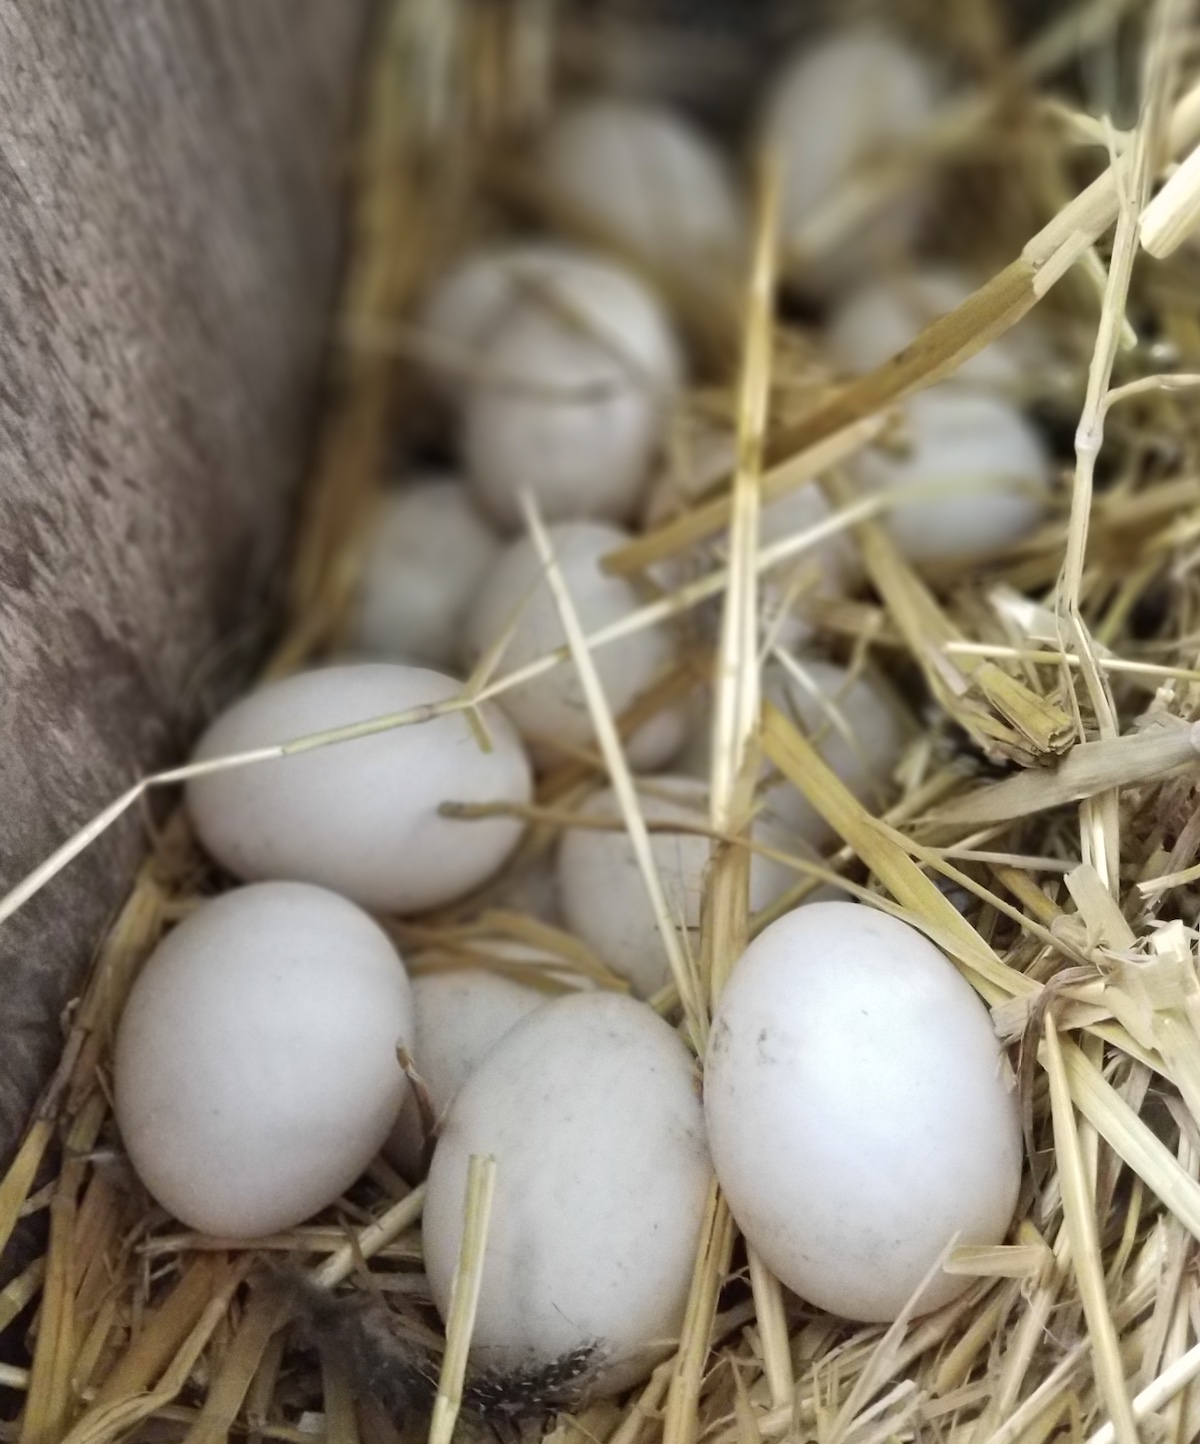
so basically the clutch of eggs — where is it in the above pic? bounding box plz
[104,19,1048,1389]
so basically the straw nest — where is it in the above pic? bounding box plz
[6,1,1200,1441]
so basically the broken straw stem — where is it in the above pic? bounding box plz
[1140,136,1200,257]
[428,1156,496,1444]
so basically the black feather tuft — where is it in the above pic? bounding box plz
[464,1344,600,1424]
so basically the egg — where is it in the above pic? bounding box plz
[384,969,547,1178]
[681,658,906,846]
[556,776,799,996]
[350,476,499,667]
[423,992,711,1395]
[416,243,568,402]
[539,98,744,276]
[466,521,685,771]
[826,268,1027,387]
[705,902,1022,1322]
[642,422,858,654]
[764,659,907,835]
[490,849,564,925]
[463,256,683,529]
[644,423,858,627]
[847,388,1052,562]
[763,27,939,286]
[114,882,413,1238]
[187,663,532,913]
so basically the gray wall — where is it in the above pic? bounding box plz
[0,3,372,1165]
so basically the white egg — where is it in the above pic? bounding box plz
[680,659,906,846]
[847,388,1052,562]
[423,992,711,1395]
[765,659,906,814]
[705,902,1022,1322]
[385,969,546,1178]
[466,521,685,771]
[187,663,532,913]
[644,424,857,646]
[826,268,1026,387]
[539,98,744,275]
[490,849,564,925]
[461,257,682,528]
[114,882,413,1238]
[416,243,568,402]
[350,477,499,668]
[763,27,939,286]
[556,776,797,996]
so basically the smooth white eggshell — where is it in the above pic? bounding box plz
[848,388,1052,562]
[187,663,532,913]
[764,27,939,286]
[826,268,1027,387]
[557,777,796,996]
[765,659,906,809]
[463,257,682,528]
[644,424,857,647]
[540,98,744,274]
[466,522,684,771]
[385,969,546,1177]
[416,243,568,402]
[653,424,856,579]
[351,477,499,667]
[679,660,906,846]
[423,992,711,1394]
[705,902,1022,1322]
[114,882,413,1238]
[490,849,564,925]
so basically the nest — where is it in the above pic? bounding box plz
[6,1,1200,1442]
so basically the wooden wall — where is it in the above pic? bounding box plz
[0,2,372,1166]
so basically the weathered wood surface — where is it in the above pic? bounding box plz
[0,2,371,1166]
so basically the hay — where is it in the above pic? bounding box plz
[7,0,1200,1441]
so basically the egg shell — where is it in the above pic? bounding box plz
[416,243,574,402]
[540,98,744,274]
[848,388,1051,562]
[350,478,499,668]
[385,969,546,1177]
[679,659,906,847]
[647,424,857,588]
[463,259,682,529]
[826,268,1027,387]
[466,521,684,771]
[423,992,711,1395]
[114,882,413,1238]
[763,27,938,286]
[642,424,859,654]
[557,776,797,996]
[490,849,564,925]
[764,659,906,835]
[705,902,1022,1322]
[187,663,532,913]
